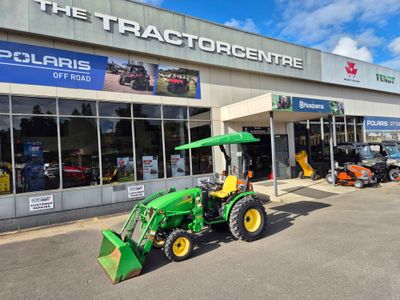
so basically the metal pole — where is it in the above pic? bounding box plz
[269,112,278,197]
[332,116,337,146]
[362,117,367,143]
[353,117,357,142]
[329,116,335,187]
[344,116,348,142]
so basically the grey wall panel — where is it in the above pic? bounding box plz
[0,196,15,219]
[101,185,114,205]
[28,0,75,40]
[15,192,62,217]
[62,187,102,210]
[0,0,30,32]
[72,0,113,46]
[141,180,167,197]
[166,177,193,190]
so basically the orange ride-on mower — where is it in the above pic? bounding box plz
[295,150,319,180]
[325,163,377,188]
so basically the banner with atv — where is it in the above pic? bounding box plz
[0,41,201,99]
[272,95,344,115]
[104,57,201,99]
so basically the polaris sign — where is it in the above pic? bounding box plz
[0,40,107,90]
[364,116,400,131]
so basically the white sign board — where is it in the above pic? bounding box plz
[128,185,145,199]
[171,154,186,177]
[142,156,158,180]
[321,53,400,94]
[29,195,54,211]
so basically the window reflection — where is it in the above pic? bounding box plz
[134,120,164,180]
[100,119,134,184]
[0,116,12,194]
[164,120,189,177]
[60,117,99,188]
[13,116,59,193]
[12,96,56,115]
[190,122,213,174]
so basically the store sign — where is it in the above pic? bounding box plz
[128,185,145,199]
[272,95,344,115]
[29,195,54,211]
[0,40,201,99]
[376,73,395,84]
[364,116,400,131]
[0,40,107,90]
[32,0,304,70]
[321,53,400,94]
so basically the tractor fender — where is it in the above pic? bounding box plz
[222,191,257,221]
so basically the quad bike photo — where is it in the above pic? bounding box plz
[119,64,150,90]
[167,76,190,94]
[97,132,268,283]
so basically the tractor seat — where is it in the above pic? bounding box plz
[210,175,238,199]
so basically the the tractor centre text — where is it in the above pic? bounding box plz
[33,0,304,70]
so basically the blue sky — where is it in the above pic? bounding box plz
[138,0,400,70]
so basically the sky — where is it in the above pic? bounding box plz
[136,0,400,70]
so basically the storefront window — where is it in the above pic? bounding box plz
[59,99,97,116]
[134,120,164,180]
[99,102,131,118]
[164,120,190,177]
[190,121,212,174]
[100,119,134,184]
[133,104,161,118]
[60,117,99,188]
[13,116,59,193]
[0,95,9,113]
[163,106,187,119]
[346,117,356,142]
[189,107,211,120]
[12,96,56,115]
[0,116,12,195]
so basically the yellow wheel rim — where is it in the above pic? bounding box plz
[244,208,262,232]
[172,237,190,257]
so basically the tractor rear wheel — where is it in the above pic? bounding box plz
[164,229,193,262]
[229,197,267,242]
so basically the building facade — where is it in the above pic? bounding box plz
[1,0,400,230]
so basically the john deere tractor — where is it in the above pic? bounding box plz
[98,132,268,283]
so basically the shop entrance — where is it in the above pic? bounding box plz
[243,127,289,181]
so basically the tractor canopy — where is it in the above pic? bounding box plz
[175,132,259,150]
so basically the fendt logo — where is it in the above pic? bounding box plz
[345,61,358,77]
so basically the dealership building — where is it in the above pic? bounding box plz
[1,0,400,231]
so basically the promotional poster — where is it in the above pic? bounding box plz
[171,154,186,177]
[142,156,158,180]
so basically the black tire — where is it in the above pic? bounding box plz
[325,173,333,184]
[118,77,125,85]
[130,80,137,90]
[388,168,400,181]
[167,84,173,92]
[298,171,305,179]
[229,197,267,242]
[311,171,319,181]
[210,222,229,232]
[354,180,365,189]
[164,229,193,262]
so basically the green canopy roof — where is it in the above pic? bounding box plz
[175,132,260,150]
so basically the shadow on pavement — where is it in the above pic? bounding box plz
[267,201,331,236]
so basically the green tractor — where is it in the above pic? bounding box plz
[98,132,268,283]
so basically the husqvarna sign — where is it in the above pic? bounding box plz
[272,95,344,115]
[0,40,107,90]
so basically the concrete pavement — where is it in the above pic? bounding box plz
[1,183,400,299]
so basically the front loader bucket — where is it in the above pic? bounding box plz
[97,229,143,284]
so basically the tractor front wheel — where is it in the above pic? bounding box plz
[164,229,193,262]
[229,197,267,242]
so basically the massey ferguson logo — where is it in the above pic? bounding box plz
[344,61,360,83]
[345,61,358,77]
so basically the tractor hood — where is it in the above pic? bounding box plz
[175,132,259,150]
[146,188,201,211]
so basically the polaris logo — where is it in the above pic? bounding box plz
[0,49,91,72]
[366,120,389,127]
[299,101,324,110]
